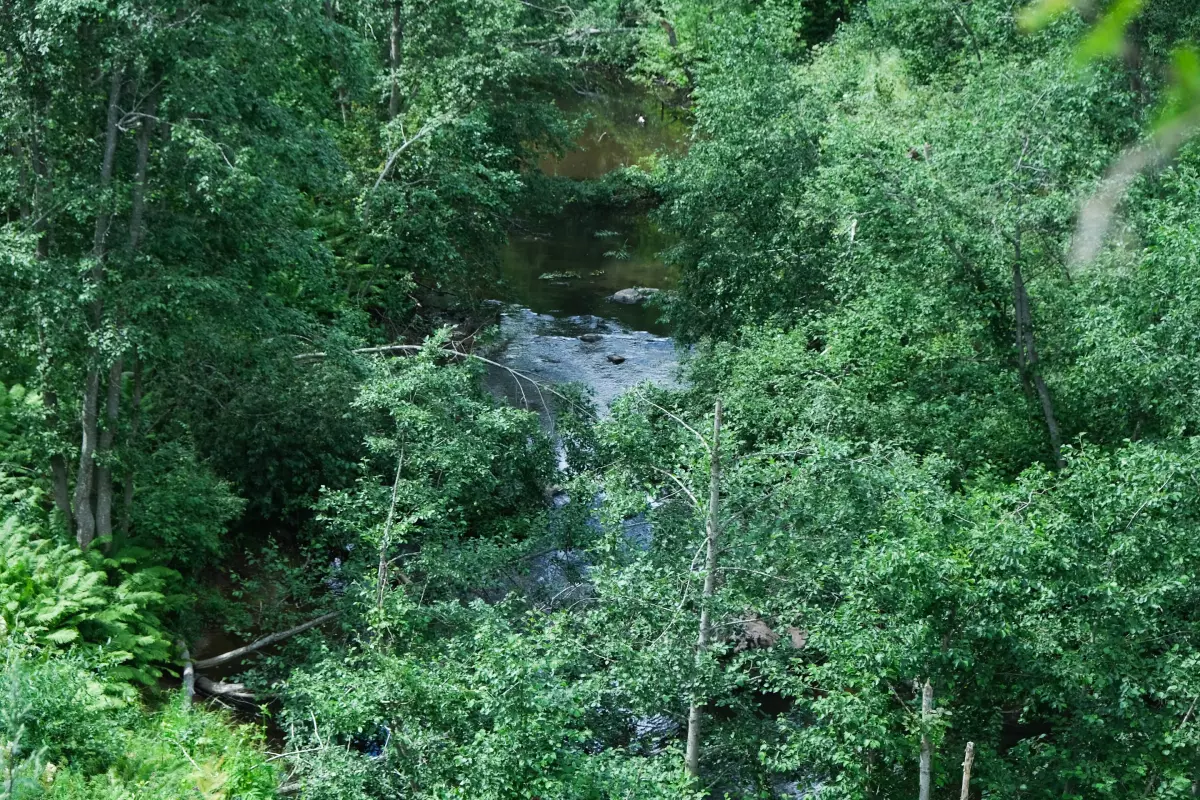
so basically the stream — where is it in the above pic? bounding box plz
[485,83,688,415]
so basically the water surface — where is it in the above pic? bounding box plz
[488,82,688,413]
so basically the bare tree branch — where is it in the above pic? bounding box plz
[193,611,340,670]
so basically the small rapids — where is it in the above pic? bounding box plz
[483,307,682,418]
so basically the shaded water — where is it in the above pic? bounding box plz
[501,210,676,334]
[489,83,688,413]
[538,84,688,180]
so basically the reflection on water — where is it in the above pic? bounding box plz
[491,81,688,413]
[501,209,677,335]
[540,84,688,179]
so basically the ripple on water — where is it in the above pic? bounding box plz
[484,305,684,417]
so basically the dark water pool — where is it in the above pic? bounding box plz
[489,82,689,412]
[500,209,677,335]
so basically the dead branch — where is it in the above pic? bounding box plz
[960,741,975,800]
[294,342,594,419]
[1072,109,1200,265]
[196,675,256,702]
[193,611,340,670]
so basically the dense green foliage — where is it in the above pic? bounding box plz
[5,0,1200,798]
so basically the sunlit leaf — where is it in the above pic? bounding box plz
[1075,0,1146,63]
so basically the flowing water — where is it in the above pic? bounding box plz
[486,83,689,415]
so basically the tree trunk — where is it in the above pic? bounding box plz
[91,66,123,263]
[919,680,933,800]
[377,447,405,609]
[128,95,154,253]
[95,357,122,541]
[685,400,722,781]
[1011,258,1064,468]
[73,368,101,548]
[120,358,141,534]
[960,741,975,800]
[100,96,154,540]
[75,66,123,549]
[388,2,403,119]
[659,19,678,47]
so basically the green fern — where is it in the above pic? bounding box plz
[0,517,172,693]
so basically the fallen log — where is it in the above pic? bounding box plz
[194,611,340,671]
[196,675,256,702]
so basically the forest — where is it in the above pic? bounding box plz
[3,0,1200,797]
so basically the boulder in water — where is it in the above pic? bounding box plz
[578,333,603,343]
[608,287,659,305]
[607,354,626,364]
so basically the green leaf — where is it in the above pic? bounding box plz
[1075,0,1146,64]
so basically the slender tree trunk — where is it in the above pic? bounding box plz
[99,95,154,540]
[91,66,123,263]
[95,357,122,541]
[1011,257,1064,468]
[120,358,141,534]
[659,19,678,47]
[128,96,154,253]
[919,680,933,800]
[193,611,340,670]
[75,66,123,549]
[73,367,101,548]
[960,741,975,800]
[377,446,405,609]
[388,2,403,119]
[28,124,49,261]
[685,400,722,781]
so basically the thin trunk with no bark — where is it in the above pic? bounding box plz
[960,741,975,800]
[685,400,722,781]
[919,680,933,800]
